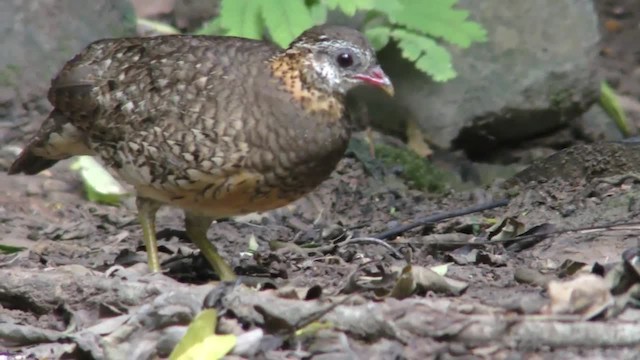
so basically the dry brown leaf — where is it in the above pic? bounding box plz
[406,119,432,158]
[544,274,614,319]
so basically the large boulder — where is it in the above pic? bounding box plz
[364,0,602,156]
[0,0,136,113]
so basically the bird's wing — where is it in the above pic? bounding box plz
[45,35,281,189]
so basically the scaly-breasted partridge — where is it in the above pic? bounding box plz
[8,25,394,280]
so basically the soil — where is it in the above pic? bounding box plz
[1,1,640,359]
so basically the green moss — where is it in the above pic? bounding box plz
[549,88,574,110]
[373,143,447,192]
[0,64,20,86]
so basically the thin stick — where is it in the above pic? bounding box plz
[339,237,404,259]
[374,198,510,240]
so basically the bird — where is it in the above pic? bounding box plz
[8,24,394,281]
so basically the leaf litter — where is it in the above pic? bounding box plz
[3,144,640,359]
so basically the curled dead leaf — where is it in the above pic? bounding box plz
[389,265,468,299]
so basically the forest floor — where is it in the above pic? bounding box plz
[1,0,640,359]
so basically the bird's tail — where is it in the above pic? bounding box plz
[8,109,92,175]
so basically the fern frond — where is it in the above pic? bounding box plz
[218,0,263,39]
[391,29,456,82]
[391,0,487,48]
[260,0,315,47]
[365,26,391,50]
[323,0,374,16]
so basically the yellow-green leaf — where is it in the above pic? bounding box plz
[137,18,181,35]
[259,0,314,48]
[70,156,128,205]
[429,263,451,276]
[600,81,631,137]
[169,309,236,360]
[175,334,236,360]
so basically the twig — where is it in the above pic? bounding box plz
[487,220,640,246]
[339,237,404,259]
[374,198,510,239]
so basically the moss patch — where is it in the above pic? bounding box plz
[0,64,20,87]
[373,143,447,193]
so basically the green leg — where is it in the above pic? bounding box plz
[136,197,162,272]
[184,212,237,281]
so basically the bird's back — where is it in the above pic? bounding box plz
[50,35,281,136]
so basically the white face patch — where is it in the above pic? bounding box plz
[314,60,342,89]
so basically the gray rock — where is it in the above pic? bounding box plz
[576,104,625,142]
[0,0,136,111]
[365,0,602,154]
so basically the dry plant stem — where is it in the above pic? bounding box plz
[339,237,404,259]
[374,198,510,240]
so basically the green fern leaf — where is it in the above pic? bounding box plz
[323,0,374,17]
[309,3,328,25]
[365,26,391,50]
[391,29,456,82]
[218,0,263,39]
[194,18,224,35]
[392,0,487,48]
[371,0,402,18]
[260,0,315,48]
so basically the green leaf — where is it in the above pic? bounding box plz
[365,26,391,50]
[324,0,375,16]
[600,81,632,137]
[169,309,236,360]
[179,334,236,360]
[371,0,403,17]
[259,0,315,48]
[391,29,456,82]
[194,18,225,36]
[391,0,487,48]
[218,0,264,40]
[309,3,328,25]
[0,244,25,254]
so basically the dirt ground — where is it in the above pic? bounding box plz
[1,1,640,359]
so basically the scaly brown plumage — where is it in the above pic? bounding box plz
[8,25,394,280]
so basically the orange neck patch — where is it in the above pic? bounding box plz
[269,50,345,122]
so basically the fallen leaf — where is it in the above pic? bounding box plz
[429,263,452,276]
[248,234,259,253]
[406,118,432,158]
[487,217,525,241]
[604,18,623,32]
[556,259,588,278]
[169,309,236,360]
[176,334,237,360]
[0,244,25,254]
[544,274,614,320]
[389,265,468,299]
[70,156,128,205]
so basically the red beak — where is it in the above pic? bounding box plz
[354,65,394,96]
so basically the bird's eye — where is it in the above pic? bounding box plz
[336,53,354,68]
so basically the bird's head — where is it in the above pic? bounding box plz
[284,25,394,97]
